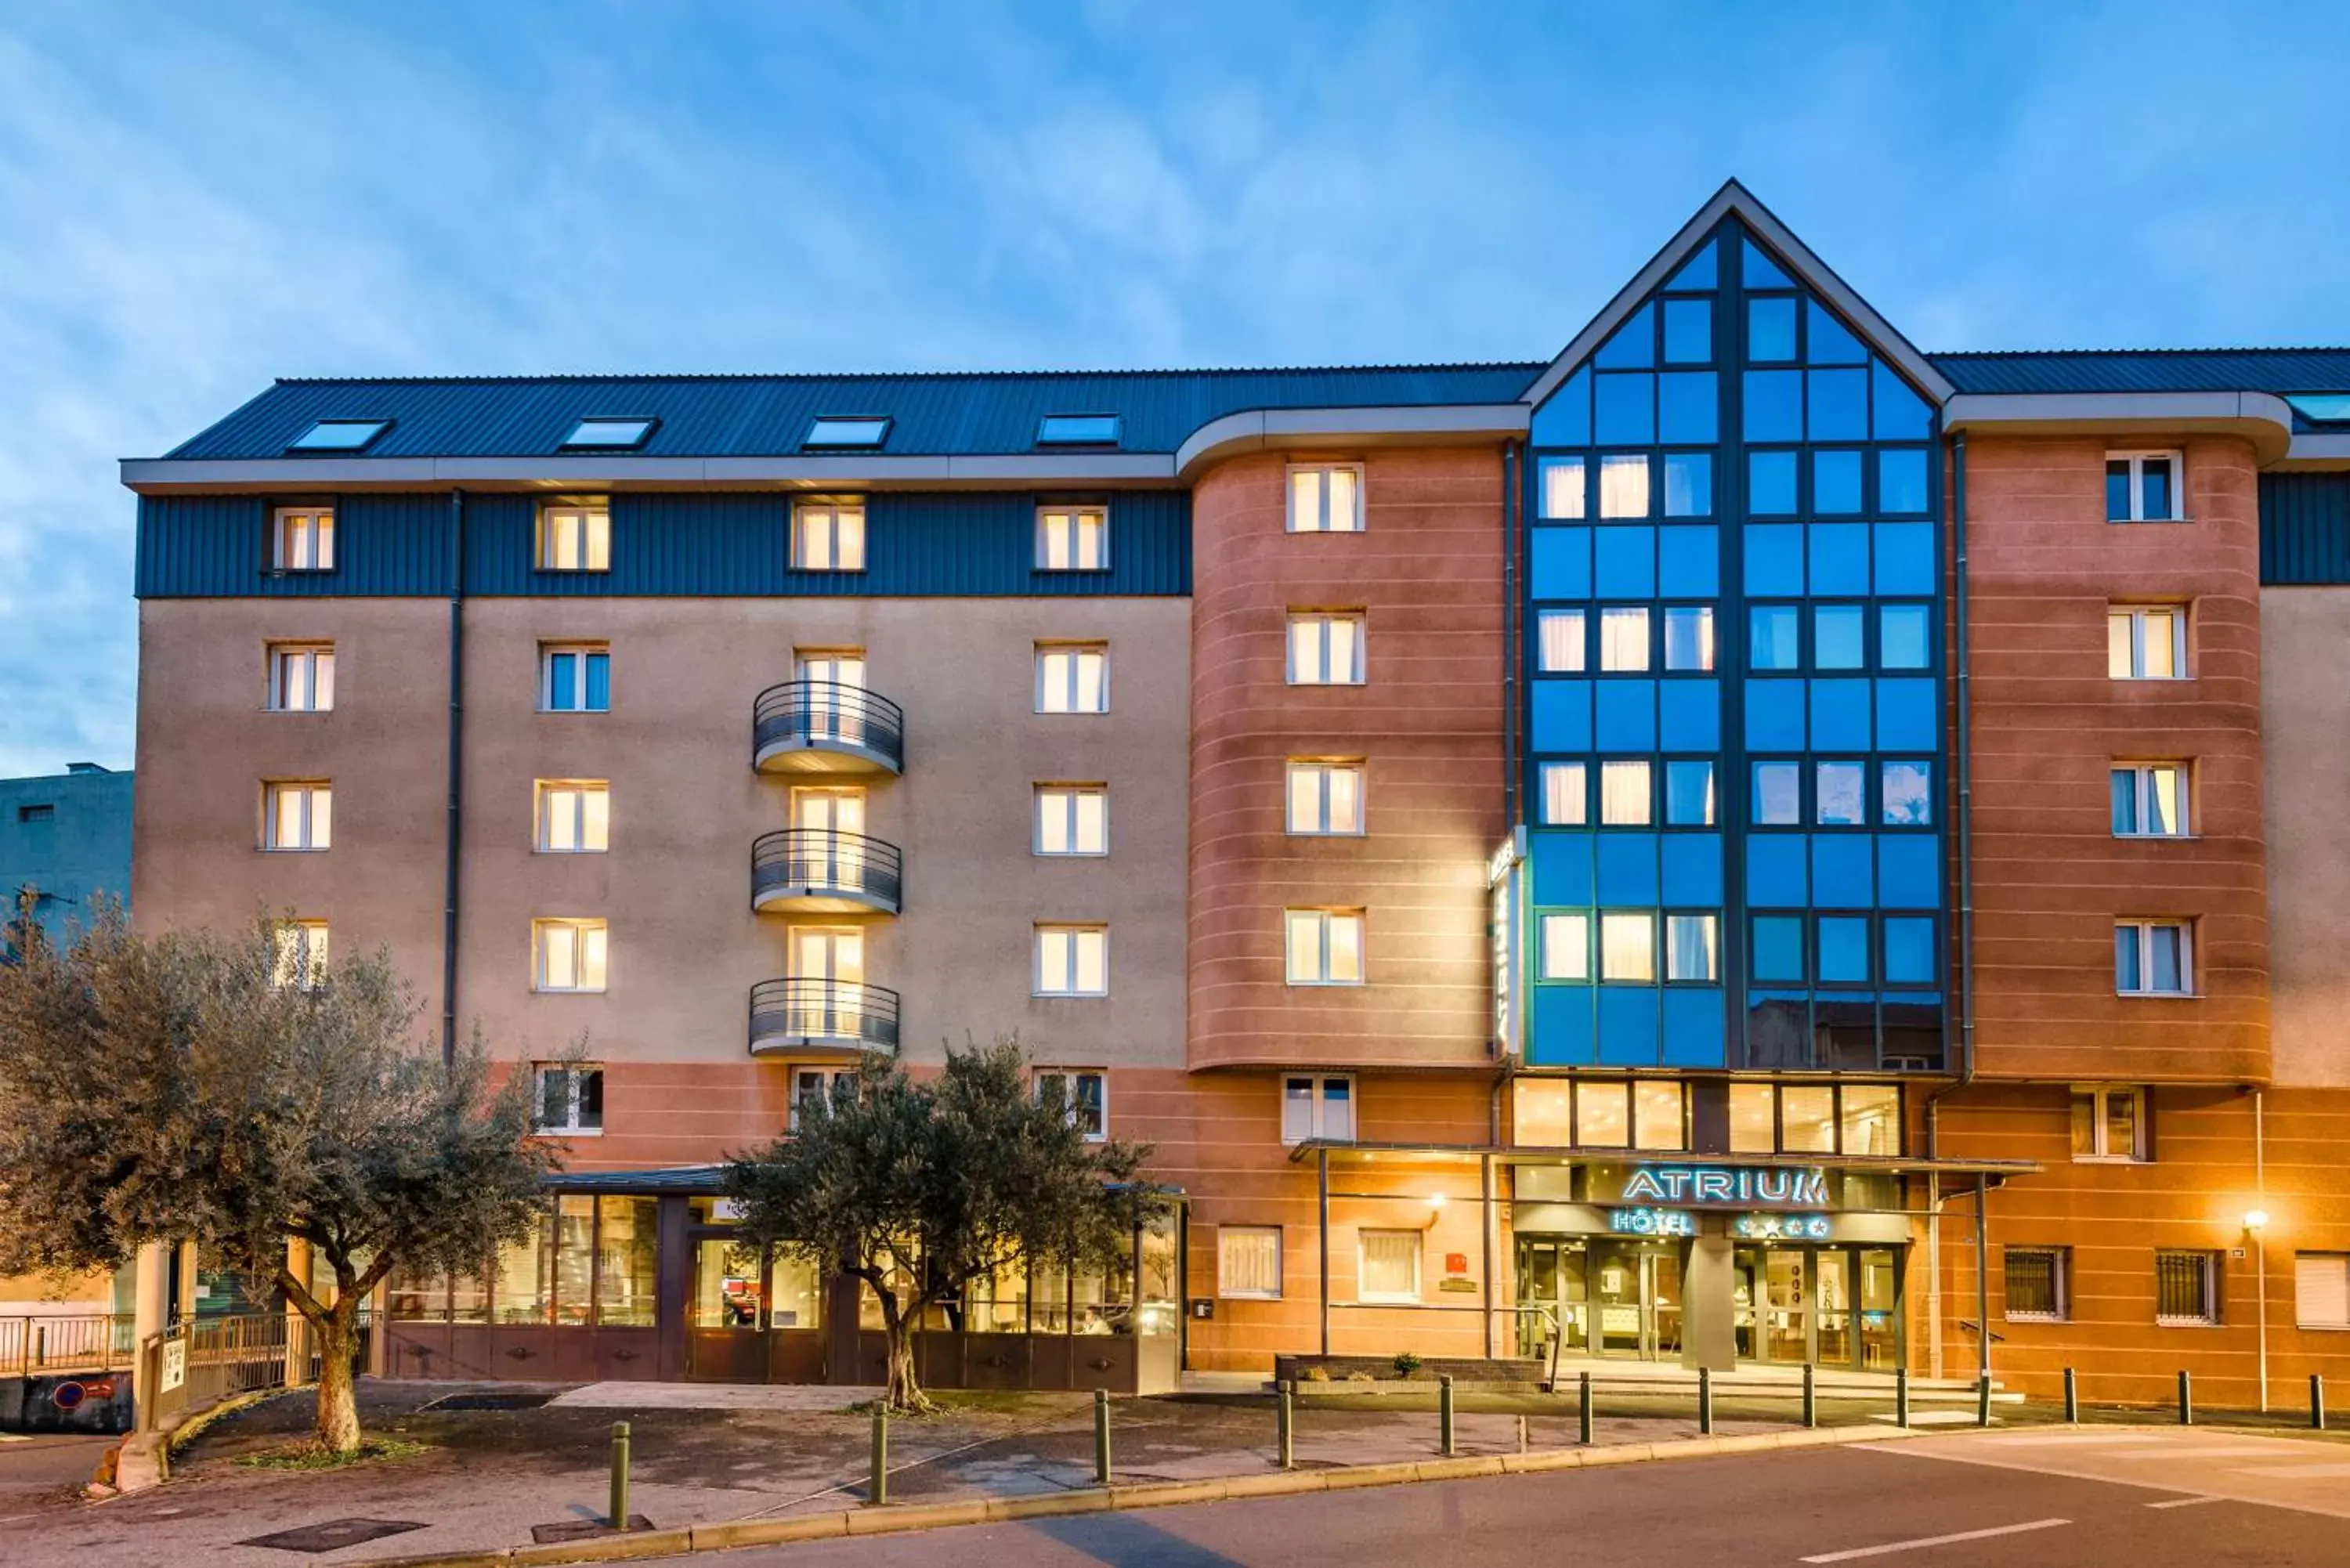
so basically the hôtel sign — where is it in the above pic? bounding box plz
[1616,1164,1831,1210]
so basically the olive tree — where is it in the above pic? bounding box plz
[722,1036,1163,1411]
[0,909,556,1453]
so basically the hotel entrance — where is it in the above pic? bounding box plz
[1730,1245,1900,1371]
[1515,1237,1684,1360]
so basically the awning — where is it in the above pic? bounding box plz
[1285,1139,2039,1179]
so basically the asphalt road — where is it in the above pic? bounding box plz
[675,1444,2350,1566]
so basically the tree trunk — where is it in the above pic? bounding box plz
[882,1324,930,1413]
[313,1310,362,1454]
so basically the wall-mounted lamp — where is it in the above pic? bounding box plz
[2243,1209,2270,1232]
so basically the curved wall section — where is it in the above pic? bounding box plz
[1188,448,1507,1071]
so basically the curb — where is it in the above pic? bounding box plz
[366,1422,1921,1568]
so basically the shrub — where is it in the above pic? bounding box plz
[1391,1351,1424,1378]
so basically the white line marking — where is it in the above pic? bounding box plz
[1799,1519,2071,1563]
[2092,1446,2280,1461]
[2146,1495,2227,1509]
[2230,1462,2350,1479]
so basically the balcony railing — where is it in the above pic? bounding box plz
[750,829,903,916]
[752,681,905,775]
[748,977,901,1056]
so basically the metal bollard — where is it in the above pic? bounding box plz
[2063,1367,2079,1424]
[1517,1414,1529,1454]
[2178,1370,2194,1427]
[1895,1367,1910,1429]
[1697,1366,1713,1436]
[608,1421,631,1529]
[1094,1389,1112,1485]
[1439,1373,1456,1458]
[1977,1373,1993,1428]
[870,1405,888,1505]
[2314,1374,2327,1433]
[1278,1379,1295,1469]
[1578,1369,1593,1446]
[1802,1362,1817,1429]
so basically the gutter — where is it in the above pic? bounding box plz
[442,490,465,1066]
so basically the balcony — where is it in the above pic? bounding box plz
[748,977,901,1057]
[751,829,903,916]
[753,681,905,775]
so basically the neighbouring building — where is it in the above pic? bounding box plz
[118,182,2350,1404]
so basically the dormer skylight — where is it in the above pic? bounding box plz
[1036,414,1121,447]
[803,417,891,450]
[287,419,391,453]
[560,417,657,450]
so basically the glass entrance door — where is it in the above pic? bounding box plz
[1858,1248,1900,1370]
[1587,1241,1680,1359]
[1762,1249,1810,1363]
[1731,1245,1904,1371]
[1816,1251,1852,1367]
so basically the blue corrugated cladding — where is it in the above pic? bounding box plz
[1932,349,2350,396]
[139,492,1190,597]
[2260,473,2350,585]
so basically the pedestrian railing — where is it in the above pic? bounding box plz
[0,1313,136,1376]
[137,1310,370,1433]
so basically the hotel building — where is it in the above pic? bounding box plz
[122,183,2350,1403]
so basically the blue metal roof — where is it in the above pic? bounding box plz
[1929,349,2350,396]
[164,365,1548,461]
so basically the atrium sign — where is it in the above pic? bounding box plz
[1620,1165,1831,1210]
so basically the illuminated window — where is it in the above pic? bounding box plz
[1036,644,1108,713]
[1220,1227,1282,1299]
[2070,1086,2148,1161]
[2156,1250,2219,1325]
[1359,1230,1422,1303]
[2295,1253,2350,1329]
[2106,451,2182,522]
[1634,1080,1687,1150]
[537,781,610,853]
[794,499,866,571]
[271,920,328,991]
[1288,613,1365,685]
[1538,457,1586,520]
[1288,464,1364,533]
[1539,912,1589,981]
[1537,609,1586,673]
[1729,1082,1775,1152]
[1540,762,1589,826]
[1282,1075,1354,1143]
[1780,1085,1836,1153]
[1285,909,1365,985]
[1036,505,1108,570]
[1036,785,1108,855]
[1575,1080,1629,1146]
[1599,607,1650,672]
[534,919,609,993]
[262,781,331,851]
[267,643,334,712]
[1599,912,1654,982]
[273,507,335,572]
[2005,1248,2067,1321]
[1035,925,1109,997]
[1840,1084,1900,1156]
[1600,761,1650,826]
[1286,761,1364,836]
[1598,454,1650,518]
[538,502,611,572]
[2108,605,2186,679]
[2111,764,2189,837]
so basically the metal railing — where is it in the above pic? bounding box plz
[0,1313,136,1376]
[139,1310,371,1433]
[751,829,903,913]
[749,977,902,1055]
[752,681,906,772]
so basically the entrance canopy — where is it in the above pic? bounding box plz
[1285,1138,2040,1182]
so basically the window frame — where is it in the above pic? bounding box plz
[1728,1080,1906,1157]
[1280,1074,1355,1145]
[1036,414,1122,448]
[1218,1225,1284,1300]
[801,416,891,450]
[558,417,656,451]
[532,1064,606,1135]
[271,919,329,992]
[2106,450,2186,523]
[1034,1067,1108,1142]
[2107,604,2189,681]
[1285,907,1367,987]
[261,780,332,851]
[1033,783,1109,856]
[2070,1085,2150,1162]
[271,506,336,573]
[789,1067,859,1133]
[539,643,612,714]
[533,917,610,995]
[1286,612,1367,686]
[2115,919,2193,997]
[2294,1252,2350,1330]
[2111,762,2191,839]
[2003,1247,2070,1323]
[1036,504,1111,572]
[1285,760,1365,836]
[2155,1248,2221,1326]
[536,500,613,573]
[1357,1228,1423,1305]
[1034,642,1110,714]
[1536,608,1587,673]
[266,641,336,713]
[1286,463,1365,534]
[536,779,612,854]
[792,497,868,573]
[286,419,389,453]
[1033,923,1109,998]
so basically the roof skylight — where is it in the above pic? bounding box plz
[561,417,657,450]
[803,417,891,450]
[2287,394,2350,425]
[1036,414,1121,447]
[287,419,391,453]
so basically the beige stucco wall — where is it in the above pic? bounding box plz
[2260,585,2350,1089]
[135,595,1189,1088]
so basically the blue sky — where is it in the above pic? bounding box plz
[4,0,2348,775]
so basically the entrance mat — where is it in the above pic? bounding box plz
[421,1390,559,1411]
[240,1518,427,1553]
[533,1516,656,1544]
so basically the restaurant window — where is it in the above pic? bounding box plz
[595,1198,659,1326]
[1575,1080,1631,1147]
[1282,1075,1354,1144]
[2005,1248,2068,1322]
[1358,1230,1422,1303]
[1634,1080,1687,1151]
[1220,1227,1282,1299]
[2156,1250,2220,1326]
[2070,1086,2149,1162]
[770,1252,822,1329]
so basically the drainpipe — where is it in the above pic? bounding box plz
[442,490,466,1066]
[1502,439,1522,830]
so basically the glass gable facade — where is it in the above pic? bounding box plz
[1520,221,1945,1071]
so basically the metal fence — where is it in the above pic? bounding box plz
[140,1312,367,1433]
[0,1313,136,1376]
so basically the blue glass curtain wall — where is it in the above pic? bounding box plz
[1522,219,1946,1072]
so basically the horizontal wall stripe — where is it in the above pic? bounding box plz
[2260,472,2350,585]
[138,490,1191,598]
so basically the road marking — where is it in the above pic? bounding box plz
[2093,1446,2282,1461]
[1799,1519,2071,1563]
[1976,1433,2168,1445]
[2146,1495,2226,1509]
[2231,1462,2350,1479]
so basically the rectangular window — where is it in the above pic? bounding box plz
[1730,1082,1775,1153]
[1285,909,1365,985]
[1537,609,1586,673]
[2111,764,2189,837]
[1634,1080,1687,1151]
[1540,761,1588,826]
[595,1196,658,1326]
[540,645,612,713]
[1036,505,1109,571]
[1358,1230,1422,1303]
[1286,761,1365,836]
[1036,1068,1108,1140]
[1599,607,1650,672]
[17,804,52,823]
[2295,1253,2350,1329]
[1665,914,1718,982]
[1839,1084,1901,1156]
[1288,464,1364,533]
[1035,785,1109,855]
[2108,605,2187,680]
[266,643,336,712]
[2107,451,2183,522]
[1035,925,1109,997]
[537,503,611,572]
[533,1065,605,1133]
[1540,912,1589,981]
[273,507,335,572]
[1598,454,1650,518]
[1288,613,1365,685]
[794,499,866,571]
[790,1068,858,1133]
[1036,644,1109,713]
[1576,1081,1630,1147]
[1600,912,1655,982]
[534,919,609,993]
[1750,605,1800,670]
[262,781,332,851]
[2116,921,2191,996]
[537,781,611,853]
[271,920,328,991]
[1538,457,1586,520]
[1600,761,1650,826]
[1665,761,1716,826]
[1036,414,1120,446]
[2005,1248,2068,1321]
[1779,1085,1836,1154]
[2155,1250,2219,1325]
[1663,607,1715,671]
[1282,1075,1354,1144]
[2070,1086,2149,1161]
[1219,1227,1282,1299]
